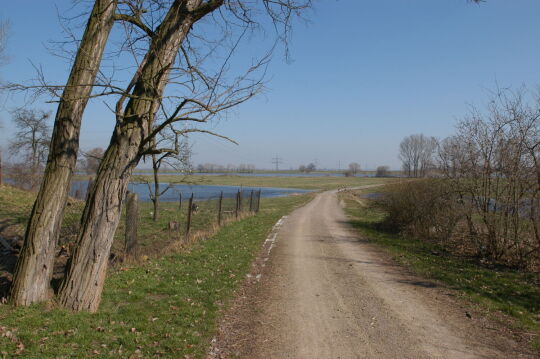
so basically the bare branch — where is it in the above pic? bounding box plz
[114,13,155,37]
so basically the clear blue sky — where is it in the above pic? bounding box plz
[1,1,540,170]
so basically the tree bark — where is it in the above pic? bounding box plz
[58,0,223,312]
[10,0,117,306]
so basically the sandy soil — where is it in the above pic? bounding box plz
[209,189,536,359]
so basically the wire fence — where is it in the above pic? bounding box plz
[0,182,262,262]
[114,188,262,258]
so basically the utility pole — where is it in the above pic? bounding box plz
[271,155,283,171]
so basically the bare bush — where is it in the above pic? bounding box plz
[378,180,463,241]
[299,163,316,173]
[382,87,539,269]
[375,165,390,177]
[5,162,35,190]
[348,162,360,175]
[437,88,539,266]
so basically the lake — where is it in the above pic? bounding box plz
[69,180,311,202]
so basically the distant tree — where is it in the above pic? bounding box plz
[10,109,51,189]
[399,134,437,177]
[139,131,192,221]
[238,164,255,173]
[348,162,361,175]
[375,165,390,177]
[299,163,316,173]
[81,147,104,175]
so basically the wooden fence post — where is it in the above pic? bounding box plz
[125,192,138,256]
[178,192,182,211]
[235,190,240,219]
[256,189,261,213]
[238,190,243,214]
[217,191,223,226]
[186,192,194,238]
[249,190,254,212]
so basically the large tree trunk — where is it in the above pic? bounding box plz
[58,126,143,312]
[58,0,221,312]
[10,0,117,306]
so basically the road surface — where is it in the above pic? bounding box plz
[210,189,534,359]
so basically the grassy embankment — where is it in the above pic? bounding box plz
[0,183,314,358]
[155,174,397,190]
[341,187,540,351]
[0,185,241,257]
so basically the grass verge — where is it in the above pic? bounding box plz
[116,175,395,191]
[0,192,313,358]
[341,189,540,351]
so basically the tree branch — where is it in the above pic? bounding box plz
[114,13,155,37]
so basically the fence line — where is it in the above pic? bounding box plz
[1,181,264,263]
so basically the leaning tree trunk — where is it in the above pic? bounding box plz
[58,124,144,312]
[58,0,220,312]
[10,0,117,306]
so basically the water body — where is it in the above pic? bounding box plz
[69,180,311,202]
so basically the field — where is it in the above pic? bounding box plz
[154,174,397,190]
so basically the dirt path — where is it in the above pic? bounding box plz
[210,189,535,359]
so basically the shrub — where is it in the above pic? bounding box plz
[377,179,463,241]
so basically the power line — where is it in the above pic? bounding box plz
[271,155,283,171]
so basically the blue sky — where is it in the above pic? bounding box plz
[1,1,540,170]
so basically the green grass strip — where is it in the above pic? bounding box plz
[0,193,312,358]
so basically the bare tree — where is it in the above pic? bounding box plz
[399,134,437,177]
[10,109,51,189]
[138,130,192,221]
[376,165,390,177]
[81,147,104,175]
[56,0,310,312]
[348,162,360,175]
[437,87,539,264]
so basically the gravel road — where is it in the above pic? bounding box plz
[210,188,535,359]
